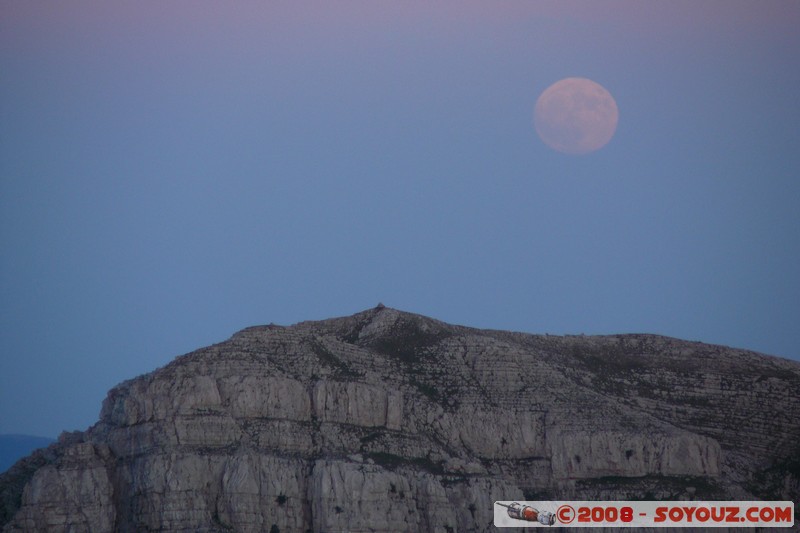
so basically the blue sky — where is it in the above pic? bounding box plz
[2,1,799,438]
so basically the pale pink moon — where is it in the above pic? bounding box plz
[534,77,619,155]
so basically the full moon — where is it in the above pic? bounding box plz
[534,77,619,155]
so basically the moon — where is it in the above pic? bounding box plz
[534,77,619,155]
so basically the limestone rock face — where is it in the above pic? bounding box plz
[2,307,799,532]
[6,443,115,532]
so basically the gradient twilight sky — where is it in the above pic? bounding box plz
[2,1,799,438]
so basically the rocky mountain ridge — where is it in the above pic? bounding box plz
[0,436,54,475]
[1,306,798,531]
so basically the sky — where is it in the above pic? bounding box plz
[1,1,799,438]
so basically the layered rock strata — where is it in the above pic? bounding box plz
[2,306,798,532]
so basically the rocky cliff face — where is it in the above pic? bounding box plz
[2,307,799,532]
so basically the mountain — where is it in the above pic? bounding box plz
[0,436,54,475]
[1,306,798,532]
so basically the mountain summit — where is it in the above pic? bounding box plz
[2,307,798,531]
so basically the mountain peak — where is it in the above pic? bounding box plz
[2,308,798,531]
